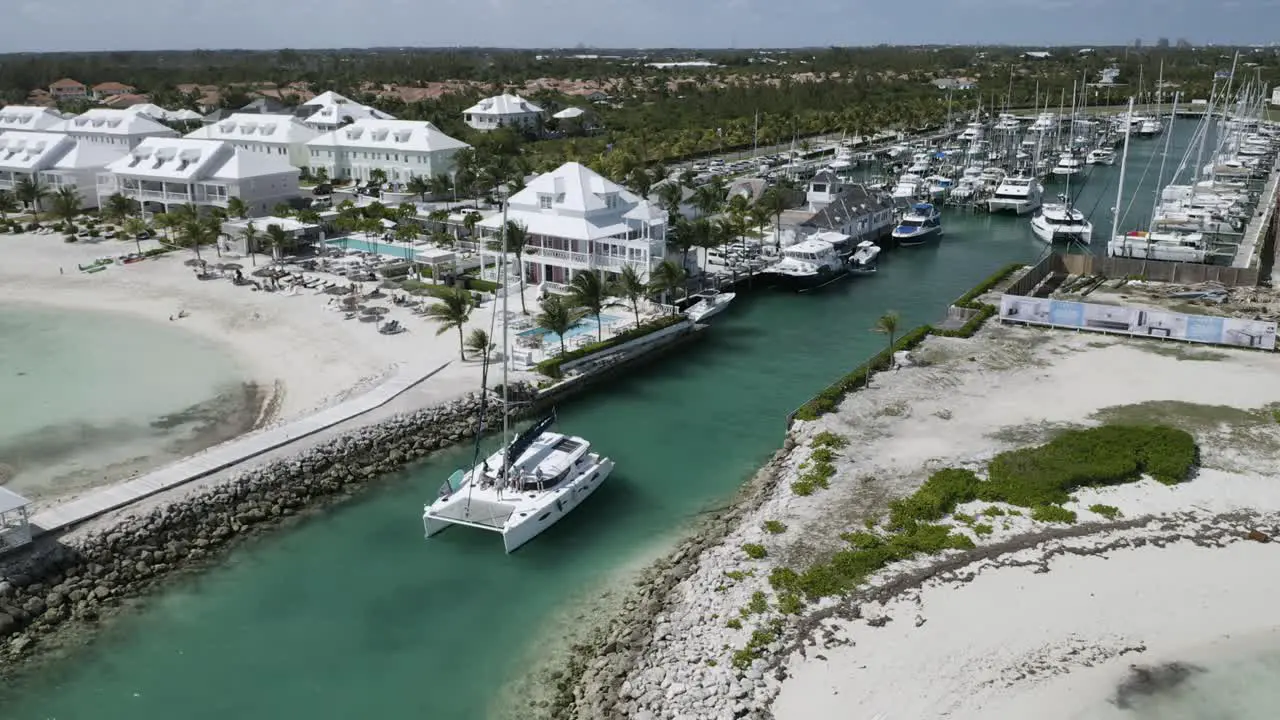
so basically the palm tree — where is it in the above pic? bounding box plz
[368,168,388,188]
[0,190,18,221]
[691,184,724,219]
[122,217,148,254]
[655,182,685,220]
[265,223,289,263]
[243,221,259,266]
[429,173,454,208]
[102,192,135,224]
[504,220,533,315]
[424,287,474,360]
[874,311,900,368]
[152,212,178,243]
[535,295,580,357]
[272,202,294,218]
[757,188,789,250]
[465,328,494,360]
[406,175,430,201]
[567,270,611,341]
[393,221,418,244]
[14,176,49,221]
[648,259,688,313]
[226,196,249,220]
[612,264,648,328]
[49,186,81,225]
[179,217,211,261]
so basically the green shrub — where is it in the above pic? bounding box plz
[953,262,1023,308]
[980,425,1196,505]
[465,277,501,292]
[768,567,801,593]
[725,618,742,630]
[839,530,884,550]
[812,431,849,449]
[762,520,787,534]
[742,543,767,560]
[973,523,994,536]
[1089,503,1123,520]
[887,468,980,529]
[745,591,769,615]
[810,447,835,463]
[724,569,751,581]
[535,314,686,378]
[790,479,816,496]
[777,591,805,615]
[981,505,1006,517]
[731,621,784,671]
[1031,504,1078,524]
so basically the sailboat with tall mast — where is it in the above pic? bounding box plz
[423,215,615,553]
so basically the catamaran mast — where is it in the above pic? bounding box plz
[499,193,511,492]
[1151,93,1178,232]
[1112,97,1136,243]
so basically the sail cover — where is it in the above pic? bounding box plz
[505,412,557,468]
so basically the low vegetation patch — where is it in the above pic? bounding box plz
[742,543,768,560]
[1089,503,1123,520]
[792,431,848,496]
[766,425,1196,609]
[792,263,1023,420]
[731,619,785,670]
[762,520,787,534]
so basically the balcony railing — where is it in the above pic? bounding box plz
[524,247,629,268]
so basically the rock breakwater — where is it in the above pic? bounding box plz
[0,393,503,673]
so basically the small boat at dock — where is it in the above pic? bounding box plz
[685,290,736,323]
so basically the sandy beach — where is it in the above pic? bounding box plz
[599,323,1280,720]
[0,232,494,502]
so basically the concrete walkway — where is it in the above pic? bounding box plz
[1233,156,1280,269]
[29,360,452,536]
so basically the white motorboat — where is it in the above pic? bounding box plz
[892,202,943,247]
[685,290,736,323]
[765,238,848,291]
[958,122,985,143]
[1086,148,1116,165]
[828,146,854,171]
[925,175,954,199]
[987,175,1042,215]
[1030,202,1093,244]
[906,152,932,175]
[424,415,615,553]
[1050,152,1084,177]
[891,173,922,201]
[993,113,1021,132]
[848,239,881,273]
[1133,116,1164,137]
[978,166,1007,191]
[1107,230,1207,262]
[423,223,615,553]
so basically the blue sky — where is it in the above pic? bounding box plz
[3,0,1278,53]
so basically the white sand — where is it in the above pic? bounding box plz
[0,232,498,421]
[611,325,1280,720]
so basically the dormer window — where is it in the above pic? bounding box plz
[603,193,618,209]
[538,194,552,209]
[812,183,827,193]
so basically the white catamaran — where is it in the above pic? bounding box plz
[423,221,615,553]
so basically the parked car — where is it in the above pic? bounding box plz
[312,183,333,196]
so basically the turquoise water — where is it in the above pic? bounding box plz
[519,313,625,345]
[0,126,1199,719]
[328,237,420,259]
[0,305,249,500]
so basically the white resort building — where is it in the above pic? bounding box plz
[306,119,469,185]
[56,108,179,151]
[0,105,68,134]
[297,91,395,131]
[463,93,544,132]
[478,162,668,288]
[184,113,319,169]
[98,137,301,216]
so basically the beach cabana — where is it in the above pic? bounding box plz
[0,487,33,551]
[414,246,456,283]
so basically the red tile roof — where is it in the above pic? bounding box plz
[50,78,84,89]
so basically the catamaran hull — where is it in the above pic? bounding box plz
[987,197,1040,215]
[501,457,614,553]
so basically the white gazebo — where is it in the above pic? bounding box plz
[414,246,456,280]
[0,487,33,550]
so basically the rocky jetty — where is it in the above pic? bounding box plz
[0,393,504,671]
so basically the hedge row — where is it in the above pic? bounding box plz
[536,314,686,378]
[792,262,1023,421]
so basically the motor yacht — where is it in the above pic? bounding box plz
[1086,148,1116,165]
[987,175,1043,215]
[848,240,881,273]
[828,146,854,171]
[958,122,985,143]
[891,173,922,201]
[684,289,736,323]
[892,202,943,247]
[1050,152,1085,177]
[764,238,848,291]
[1030,202,1093,244]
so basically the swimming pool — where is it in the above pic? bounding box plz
[327,238,419,260]
[519,314,623,346]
